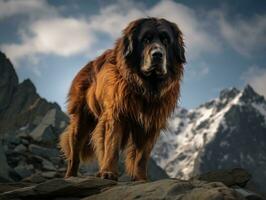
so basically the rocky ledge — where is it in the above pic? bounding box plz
[0,168,264,200]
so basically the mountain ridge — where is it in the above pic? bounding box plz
[152,84,266,195]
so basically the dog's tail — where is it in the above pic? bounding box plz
[58,125,94,163]
[59,126,71,160]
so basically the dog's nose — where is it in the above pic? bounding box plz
[151,50,163,60]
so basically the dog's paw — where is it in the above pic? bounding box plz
[131,176,148,182]
[96,171,118,181]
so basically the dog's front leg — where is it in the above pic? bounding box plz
[96,119,121,181]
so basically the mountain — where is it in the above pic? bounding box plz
[152,85,266,195]
[0,51,167,182]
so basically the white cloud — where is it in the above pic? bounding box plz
[217,13,266,56]
[1,17,95,63]
[242,66,266,97]
[0,0,56,19]
[0,0,220,67]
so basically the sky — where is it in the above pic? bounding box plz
[0,0,266,110]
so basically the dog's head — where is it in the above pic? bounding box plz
[122,18,186,80]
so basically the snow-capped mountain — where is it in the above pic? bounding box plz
[152,85,266,193]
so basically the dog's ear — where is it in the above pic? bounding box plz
[178,43,186,63]
[167,21,186,64]
[122,19,145,58]
[123,34,133,57]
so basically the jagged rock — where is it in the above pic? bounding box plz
[0,52,18,112]
[0,177,246,200]
[29,108,68,144]
[29,124,56,144]
[0,52,68,135]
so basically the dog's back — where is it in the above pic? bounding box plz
[59,49,113,176]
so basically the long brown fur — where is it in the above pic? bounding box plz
[59,18,185,181]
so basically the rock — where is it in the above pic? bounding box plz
[21,139,29,145]
[28,144,59,159]
[29,109,66,144]
[192,168,251,188]
[14,165,32,179]
[14,144,27,153]
[0,177,247,200]
[0,51,68,135]
[0,52,18,112]
[41,171,57,179]
[41,158,56,171]
[0,142,11,182]
[29,124,56,144]
[14,161,34,178]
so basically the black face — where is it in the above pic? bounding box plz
[124,18,186,81]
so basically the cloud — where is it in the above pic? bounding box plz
[217,13,266,56]
[241,66,266,97]
[0,0,56,19]
[186,62,210,80]
[1,17,95,64]
[0,0,220,67]
[89,0,220,60]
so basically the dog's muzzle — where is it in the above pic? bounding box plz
[142,43,167,77]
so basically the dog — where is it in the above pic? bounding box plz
[59,17,186,181]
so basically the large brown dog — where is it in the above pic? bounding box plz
[59,17,186,181]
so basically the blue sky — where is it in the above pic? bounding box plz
[0,0,266,110]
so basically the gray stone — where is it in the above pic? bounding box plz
[21,139,29,145]
[41,171,57,178]
[28,144,59,159]
[14,165,32,179]
[14,144,27,153]
[29,124,56,143]
[41,158,56,171]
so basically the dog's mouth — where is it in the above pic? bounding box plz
[142,64,167,78]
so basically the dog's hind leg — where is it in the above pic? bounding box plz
[60,109,96,178]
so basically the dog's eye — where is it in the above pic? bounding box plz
[161,36,170,45]
[160,33,170,45]
[143,34,153,44]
